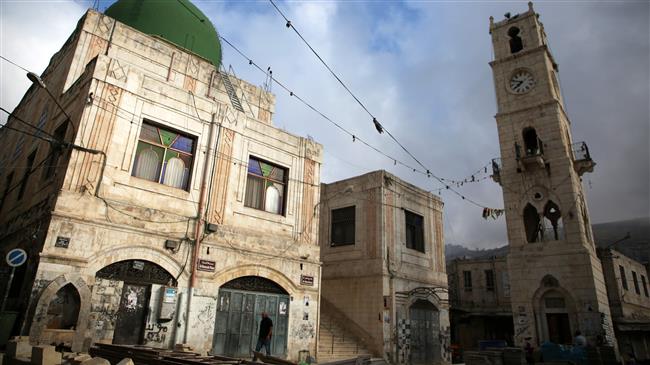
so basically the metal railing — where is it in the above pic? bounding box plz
[572,141,592,161]
[491,158,502,176]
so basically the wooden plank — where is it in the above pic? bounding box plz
[252,352,297,365]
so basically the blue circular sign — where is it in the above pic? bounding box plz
[6,248,27,267]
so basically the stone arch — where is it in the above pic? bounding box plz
[405,291,443,312]
[212,264,299,296]
[543,200,564,241]
[531,278,578,344]
[85,245,187,285]
[523,203,541,243]
[29,273,91,352]
[522,127,540,156]
[508,26,524,53]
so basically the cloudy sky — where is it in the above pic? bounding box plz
[1,0,648,249]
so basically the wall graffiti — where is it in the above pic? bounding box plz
[291,322,315,341]
[198,303,215,324]
[145,323,168,343]
[440,326,451,363]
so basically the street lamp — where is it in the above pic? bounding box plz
[26,71,107,196]
[26,71,79,146]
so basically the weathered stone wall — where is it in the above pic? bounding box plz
[599,249,650,321]
[320,171,449,363]
[447,257,511,313]
[1,8,322,360]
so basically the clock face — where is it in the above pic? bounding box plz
[510,70,536,94]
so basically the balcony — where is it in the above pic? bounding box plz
[491,158,502,184]
[516,138,545,171]
[572,141,596,176]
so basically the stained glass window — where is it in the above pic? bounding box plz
[245,156,287,215]
[131,121,195,190]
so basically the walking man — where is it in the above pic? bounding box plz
[253,311,273,360]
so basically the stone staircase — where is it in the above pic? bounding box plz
[317,309,371,363]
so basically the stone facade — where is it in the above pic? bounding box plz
[319,171,450,364]
[489,3,614,349]
[0,9,322,360]
[598,248,650,361]
[447,256,513,351]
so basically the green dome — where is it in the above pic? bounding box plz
[105,0,221,66]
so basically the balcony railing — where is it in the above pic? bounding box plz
[571,141,595,176]
[572,141,592,161]
[491,158,502,184]
[515,138,545,170]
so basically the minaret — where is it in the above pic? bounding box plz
[489,2,615,347]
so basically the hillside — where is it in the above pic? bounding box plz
[446,217,649,262]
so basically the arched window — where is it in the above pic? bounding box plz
[522,127,541,156]
[46,284,80,329]
[524,203,541,243]
[265,185,281,214]
[508,27,523,53]
[543,201,563,241]
[163,157,186,189]
[134,148,161,181]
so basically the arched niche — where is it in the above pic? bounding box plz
[508,27,524,53]
[543,200,563,241]
[46,283,81,329]
[29,274,91,352]
[524,203,541,243]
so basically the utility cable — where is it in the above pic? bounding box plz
[266,1,503,210]
[219,35,502,211]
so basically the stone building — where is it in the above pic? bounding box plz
[489,2,614,348]
[0,1,322,360]
[318,171,450,365]
[447,255,513,350]
[598,248,650,361]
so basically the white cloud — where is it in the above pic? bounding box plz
[1,0,648,248]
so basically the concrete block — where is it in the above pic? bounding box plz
[79,358,110,365]
[6,340,33,359]
[116,359,134,365]
[70,354,91,365]
[30,346,62,365]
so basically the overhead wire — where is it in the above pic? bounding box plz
[219,34,502,211]
[266,1,503,211]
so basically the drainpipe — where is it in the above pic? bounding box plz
[184,110,220,343]
[315,262,323,361]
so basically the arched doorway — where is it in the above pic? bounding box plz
[46,283,81,329]
[540,290,572,344]
[95,260,176,345]
[212,276,289,358]
[409,299,439,364]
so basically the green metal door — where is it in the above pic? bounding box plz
[213,287,289,357]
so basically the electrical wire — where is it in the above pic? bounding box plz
[268,0,497,200]
[0,55,31,73]
[219,34,502,211]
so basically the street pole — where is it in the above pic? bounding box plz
[1,267,16,313]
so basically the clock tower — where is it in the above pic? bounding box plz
[489,3,616,347]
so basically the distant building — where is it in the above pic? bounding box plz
[318,171,450,364]
[447,247,650,362]
[447,256,513,351]
[0,1,322,359]
[598,248,650,361]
